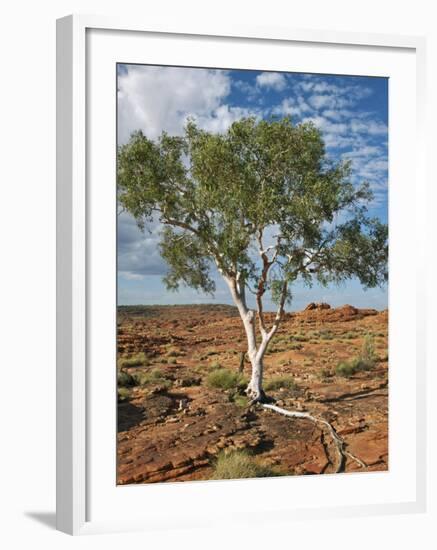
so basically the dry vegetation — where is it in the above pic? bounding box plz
[117,303,388,484]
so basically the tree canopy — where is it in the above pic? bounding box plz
[117,116,388,307]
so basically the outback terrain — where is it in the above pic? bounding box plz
[117,303,388,484]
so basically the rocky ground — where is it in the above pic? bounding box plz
[117,303,388,484]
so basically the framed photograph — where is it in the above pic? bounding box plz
[56,15,427,535]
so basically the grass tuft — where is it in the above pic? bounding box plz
[335,334,377,377]
[212,450,284,480]
[133,368,172,389]
[117,370,136,387]
[165,346,184,357]
[117,387,131,402]
[231,394,249,408]
[264,375,296,391]
[118,352,150,369]
[206,368,246,390]
[335,361,357,378]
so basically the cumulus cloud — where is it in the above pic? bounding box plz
[116,67,388,302]
[256,72,287,91]
[278,76,388,209]
[117,65,265,282]
[273,96,312,119]
[117,212,167,279]
[118,65,233,143]
[194,104,262,133]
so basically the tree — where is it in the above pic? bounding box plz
[117,117,388,403]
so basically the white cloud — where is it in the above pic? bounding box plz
[118,65,232,143]
[302,116,348,136]
[308,93,351,111]
[117,67,388,295]
[256,72,287,91]
[233,79,258,100]
[117,211,167,279]
[308,94,334,110]
[194,104,262,133]
[273,96,312,118]
[117,65,265,281]
[367,121,388,135]
[350,118,388,135]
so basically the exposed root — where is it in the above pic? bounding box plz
[246,386,272,405]
[262,403,367,473]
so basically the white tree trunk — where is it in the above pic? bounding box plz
[246,356,265,401]
[246,333,272,401]
[224,277,260,396]
[224,275,281,403]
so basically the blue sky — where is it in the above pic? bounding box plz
[117,65,388,311]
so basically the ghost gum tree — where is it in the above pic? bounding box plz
[118,117,388,403]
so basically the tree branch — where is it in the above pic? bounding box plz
[256,229,273,337]
[156,209,232,277]
[267,280,288,340]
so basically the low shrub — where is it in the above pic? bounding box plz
[353,357,374,372]
[264,375,296,391]
[335,361,357,378]
[360,334,377,366]
[291,334,308,342]
[206,368,245,390]
[117,370,136,387]
[133,368,172,389]
[289,343,303,351]
[231,394,249,408]
[335,357,373,378]
[335,335,377,377]
[212,450,283,480]
[318,329,334,340]
[118,352,150,369]
[165,346,184,357]
[117,387,131,402]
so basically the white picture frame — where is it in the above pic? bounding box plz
[56,14,427,535]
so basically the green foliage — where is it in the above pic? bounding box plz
[264,375,296,391]
[335,336,377,377]
[118,352,150,368]
[317,329,334,340]
[212,450,284,479]
[230,393,250,408]
[161,227,216,294]
[165,346,184,357]
[117,370,136,387]
[289,343,303,350]
[132,368,171,388]
[117,387,131,402]
[335,360,358,378]
[361,334,377,365]
[291,333,308,342]
[118,117,388,302]
[206,368,246,390]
